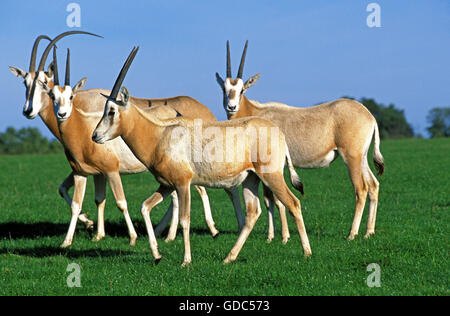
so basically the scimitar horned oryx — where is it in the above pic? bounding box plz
[9,31,103,230]
[92,47,312,265]
[10,32,237,246]
[32,35,243,247]
[216,41,385,240]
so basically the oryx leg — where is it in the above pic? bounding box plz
[225,187,244,232]
[364,160,380,239]
[224,174,262,264]
[165,191,179,243]
[106,172,138,246]
[263,185,291,244]
[263,185,275,242]
[61,174,87,248]
[58,171,93,230]
[156,186,243,241]
[92,174,107,242]
[141,186,173,262]
[156,186,219,241]
[153,191,176,238]
[275,198,290,244]
[262,173,311,256]
[341,151,369,240]
[194,185,219,238]
[177,184,192,267]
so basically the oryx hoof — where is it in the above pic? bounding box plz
[82,217,94,231]
[154,257,162,265]
[92,234,105,242]
[181,260,191,267]
[129,235,137,246]
[223,256,235,265]
[347,233,358,241]
[61,240,72,249]
[164,236,176,243]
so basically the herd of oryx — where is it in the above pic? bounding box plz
[9,31,384,266]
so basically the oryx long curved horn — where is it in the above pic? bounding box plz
[29,35,52,72]
[37,31,103,72]
[65,49,70,86]
[237,40,248,79]
[110,46,139,100]
[52,47,59,86]
[227,40,232,78]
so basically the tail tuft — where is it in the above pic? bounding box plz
[290,172,305,196]
[374,158,384,176]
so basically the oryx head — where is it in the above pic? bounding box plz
[93,47,139,144]
[38,47,87,122]
[9,31,102,119]
[9,35,54,119]
[215,41,261,117]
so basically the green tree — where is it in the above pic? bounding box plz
[426,107,450,138]
[0,127,62,155]
[359,98,414,139]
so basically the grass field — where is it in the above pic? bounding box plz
[0,138,448,296]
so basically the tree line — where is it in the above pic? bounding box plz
[0,127,62,155]
[0,99,448,155]
[359,98,449,139]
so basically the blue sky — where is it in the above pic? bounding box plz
[1,0,449,138]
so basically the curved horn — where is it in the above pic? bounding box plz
[37,31,103,72]
[237,40,248,79]
[29,35,52,72]
[65,49,70,86]
[226,40,232,78]
[110,46,139,100]
[52,47,59,86]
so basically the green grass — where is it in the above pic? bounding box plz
[0,138,448,296]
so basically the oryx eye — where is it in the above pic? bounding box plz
[70,95,74,100]
[108,109,115,116]
[49,92,55,100]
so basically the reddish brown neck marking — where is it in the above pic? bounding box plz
[229,95,258,119]
[39,92,62,141]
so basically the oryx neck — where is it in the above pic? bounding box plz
[39,95,62,141]
[230,95,259,119]
[119,104,162,169]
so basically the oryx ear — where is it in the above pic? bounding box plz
[72,77,87,94]
[216,72,225,90]
[9,66,27,78]
[120,86,130,107]
[243,73,261,92]
[37,79,51,93]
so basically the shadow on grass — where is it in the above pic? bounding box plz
[0,246,134,259]
[0,222,238,240]
[0,222,237,259]
[0,222,68,239]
